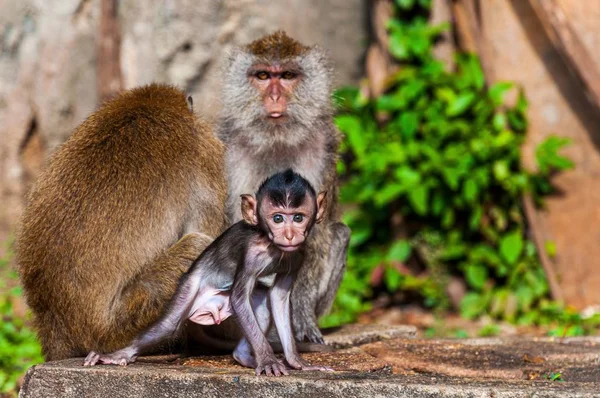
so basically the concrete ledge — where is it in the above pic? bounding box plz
[18,326,600,397]
[20,357,597,398]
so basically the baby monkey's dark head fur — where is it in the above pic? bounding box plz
[240,169,326,252]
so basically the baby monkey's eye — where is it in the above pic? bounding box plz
[256,71,269,80]
[281,71,296,80]
[292,214,304,223]
[273,214,284,223]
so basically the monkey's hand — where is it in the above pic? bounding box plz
[286,356,334,372]
[255,355,289,377]
[83,349,137,367]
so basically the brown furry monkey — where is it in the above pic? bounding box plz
[218,31,351,343]
[17,84,228,361]
[84,170,332,376]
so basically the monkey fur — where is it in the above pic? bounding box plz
[218,31,351,343]
[17,84,228,361]
[83,170,332,376]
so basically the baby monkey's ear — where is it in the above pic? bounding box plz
[240,194,259,225]
[316,191,327,224]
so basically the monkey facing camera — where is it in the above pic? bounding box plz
[219,30,351,344]
[84,169,333,376]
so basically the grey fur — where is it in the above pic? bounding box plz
[218,37,350,343]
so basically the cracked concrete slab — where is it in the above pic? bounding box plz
[18,325,600,398]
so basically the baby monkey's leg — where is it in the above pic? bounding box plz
[270,274,333,372]
[232,287,271,369]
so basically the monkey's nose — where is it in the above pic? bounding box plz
[269,83,281,102]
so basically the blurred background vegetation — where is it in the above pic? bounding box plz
[321,0,599,337]
[2,0,600,395]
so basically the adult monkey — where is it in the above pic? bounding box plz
[218,31,351,343]
[17,84,228,360]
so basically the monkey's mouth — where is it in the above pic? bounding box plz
[267,112,289,122]
[277,243,301,252]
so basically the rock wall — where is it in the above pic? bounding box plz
[482,0,600,309]
[0,0,367,244]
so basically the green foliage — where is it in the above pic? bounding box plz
[0,243,43,395]
[545,372,563,382]
[321,1,575,329]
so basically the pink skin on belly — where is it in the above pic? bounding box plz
[188,290,232,325]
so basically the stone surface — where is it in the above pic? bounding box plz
[362,337,600,382]
[181,349,392,373]
[19,330,600,397]
[323,323,417,348]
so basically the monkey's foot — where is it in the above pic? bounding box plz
[232,348,257,369]
[294,323,325,344]
[83,349,137,367]
[255,356,289,377]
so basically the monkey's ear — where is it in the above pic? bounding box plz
[316,191,327,224]
[240,194,258,225]
[187,95,194,113]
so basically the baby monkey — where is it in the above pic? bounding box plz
[84,169,332,376]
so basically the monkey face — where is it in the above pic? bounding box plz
[248,63,302,123]
[262,199,314,252]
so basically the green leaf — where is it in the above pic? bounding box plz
[465,263,488,289]
[460,292,487,319]
[408,185,429,215]
[442,168,461,190]
[389,34,410,60]
[395,0,416,9]
[388,240,412,262]
[454,329,469,338]
[399,111,420,139]
[462,179,478,203]
[377,94,405,111]
[516,285,534,311]
[336,115,365,157]
[457,54,485,90]
[374,183,405,206]
[446,92,476,116]
[469,205,483,231]
[516,88,528,113]
[442,208,455,228]
[488,82,514,106]
[493,160,509,181]
[385,267,402,291]
[499,230,524,265]
[395,166,421,186]
[545,241,557,258]
[440,244,467,260]
[535,136,574,174]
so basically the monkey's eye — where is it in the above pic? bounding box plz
[281,71,297,80]
[256,71,269,80]
[293,214,304,223]
[273,214,284,223]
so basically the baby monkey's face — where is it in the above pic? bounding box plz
[262,197,315,252]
